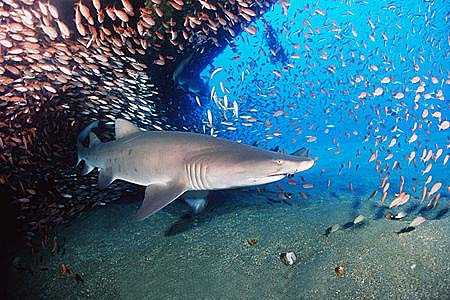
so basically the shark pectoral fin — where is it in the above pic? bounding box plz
[98,168,114,189]
[136,182,187,221]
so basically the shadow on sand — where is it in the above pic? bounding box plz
[164,190,277,236]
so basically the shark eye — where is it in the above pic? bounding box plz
[275,159,283,165]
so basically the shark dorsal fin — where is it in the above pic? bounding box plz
[291,147,309,157]
[115,119,140,139]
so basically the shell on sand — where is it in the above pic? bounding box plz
[353,214,365,224]
[394,211,407,220]
[280,251,297,266]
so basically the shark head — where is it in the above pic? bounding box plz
[245,151,315,185]
[203,147,315,189]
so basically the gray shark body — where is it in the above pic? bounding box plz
[77,119,315,220]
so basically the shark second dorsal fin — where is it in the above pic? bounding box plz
[115,119,141,139]
[89,132,101,147]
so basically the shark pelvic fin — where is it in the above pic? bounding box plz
[115,119,141,139]
[98,167,114,189]
[136,182,186,221]
[184,197,208,214]
[183,191,209,214]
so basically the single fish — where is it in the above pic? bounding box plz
[429,182,442,196]
[396,227,415,235]
[409,216,426,228]
[324,224,341,236]
[389,192,410,209]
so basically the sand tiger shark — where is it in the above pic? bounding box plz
[77,119,315,220]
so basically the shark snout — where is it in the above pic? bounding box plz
[285,157,315,174]
[267,157,314,177]
[298,158,315,172]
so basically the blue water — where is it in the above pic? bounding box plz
[199,0,449,199]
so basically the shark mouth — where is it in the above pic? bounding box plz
[268,173,290,177]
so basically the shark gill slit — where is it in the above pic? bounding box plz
[186,159,208,190]
[185,162,193,189]
[201,162,208,190]
[188,161,199,190]
[195,161,204,190]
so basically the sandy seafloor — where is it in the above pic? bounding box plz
[9,182,450,300]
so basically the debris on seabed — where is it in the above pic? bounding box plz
[335,265,345,277]
[247,239,257,246]
[280,251,297,266]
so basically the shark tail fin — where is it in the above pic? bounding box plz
[76,120,99,167]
